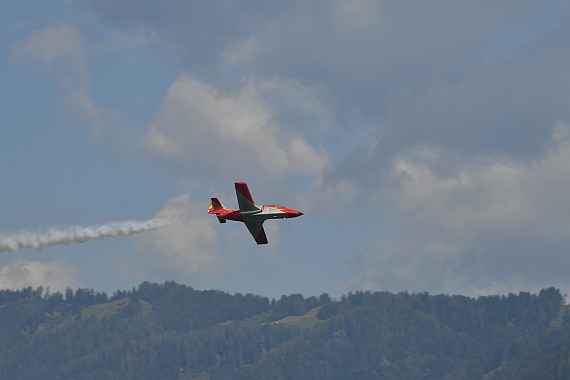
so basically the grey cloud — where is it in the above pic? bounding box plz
[81,1,288,71]
[349,124,570,295]
[328,19,570,188]
[83,2,531,109]
[84,1,570,174]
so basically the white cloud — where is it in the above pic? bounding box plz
[62,87,118,138]
[141,75,329,179]
[14,23,85,73]
[0,259,79,293]
[391,124,570,246]
[13,23,112,137]
[220,37,260,70]
[349,123,570,295]
[137,194,226,276]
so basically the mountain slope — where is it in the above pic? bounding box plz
[0,283,566,379]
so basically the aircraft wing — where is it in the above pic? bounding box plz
[244,220,268,245]
[235,182,260,212]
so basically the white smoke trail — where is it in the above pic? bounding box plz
[0,218,173,253]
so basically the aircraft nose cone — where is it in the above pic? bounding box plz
[284,209,303,218]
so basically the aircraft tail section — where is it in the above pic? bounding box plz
[235,182,260,212]
[208,198,228,223]
[208,198,225,211]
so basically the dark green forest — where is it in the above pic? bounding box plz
[0,282,569,379]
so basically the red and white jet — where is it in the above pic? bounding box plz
[208,182,303,244]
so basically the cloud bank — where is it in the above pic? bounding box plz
[0,259,79,293]
[350,124,570,295]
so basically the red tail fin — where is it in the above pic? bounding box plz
[208,198,228,223]
[208,198,224,212]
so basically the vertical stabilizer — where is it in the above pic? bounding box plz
[208,198,225,211]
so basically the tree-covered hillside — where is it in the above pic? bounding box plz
[0,282,568,379]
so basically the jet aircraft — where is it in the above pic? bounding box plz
[208,182,303,244]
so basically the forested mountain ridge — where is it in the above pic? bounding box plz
[0,282,567,379]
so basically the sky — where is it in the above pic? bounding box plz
[2,1,570,299]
